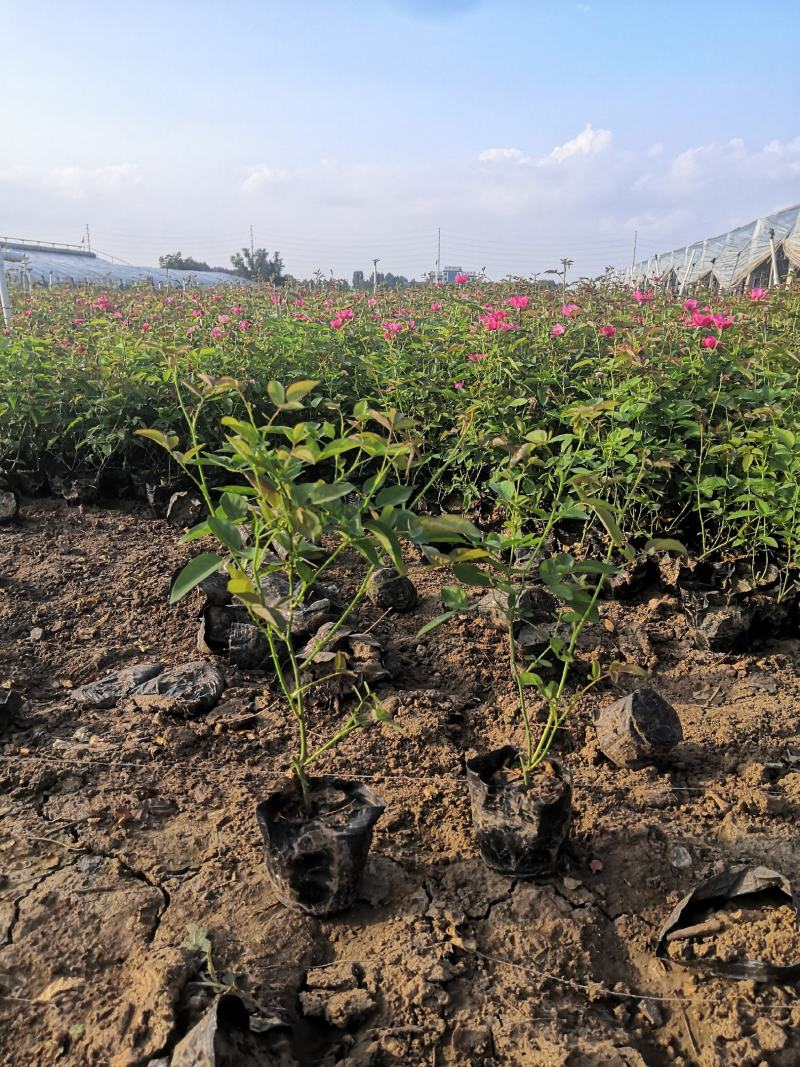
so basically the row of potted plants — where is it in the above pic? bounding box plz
[146,375,683,915]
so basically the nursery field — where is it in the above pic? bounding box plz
[1,280,800,1067]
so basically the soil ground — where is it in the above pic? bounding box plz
[3,499,800,1067]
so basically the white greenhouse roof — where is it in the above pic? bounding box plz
[0,240,249,288]
[628,204,800,288]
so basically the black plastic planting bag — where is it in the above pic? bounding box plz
[256,776,385,915]
[656,864,800,981]
[465,746,572,879]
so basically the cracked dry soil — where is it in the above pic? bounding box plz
[3,499,800,1066]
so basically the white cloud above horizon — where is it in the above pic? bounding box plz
[2,128,799,280]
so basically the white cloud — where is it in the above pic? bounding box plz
[241,164,289,192]
[478,147,530,164]
[549,124,611,162]
[43,163,142,199]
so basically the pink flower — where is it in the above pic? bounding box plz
[506,295,529,309]
[294,298,304,307]
[230,305,244,314]
[217,314,229,325]
[550,323,566,338]
[382,321,403,339]
[211,294,221,302]
[683,298,699,312]
[209,326,224,340]
[191,309,203,318]
[454,380,464,390]
[701,335,720,349]
[562,303,580,317]
[330,317,345,330]
[367,297,378,307]
[467,352,488,361]
[23,308,33,317]
[749,287,768,301]
[141,322,151,332]
[598,325,616,337]
[633,289,655,304]
[712,313,734,330]
[689,311,716,329]
[454,273,470,284]
[338,308,354,320]
[71,317,84,325]
[112,311,123,319]
[238,319,251,330]
[430,301,442,311]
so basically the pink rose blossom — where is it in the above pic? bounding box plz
[294,298,304,307]
[454,273,470,284]
[209,326,224,340]
[454,381,464,390]
[550,323,566,338]
[238,319,250,330]
[23,308,33,316]
[506,295,529,309]
[598,325,616,337]
[633,289,655,304]
[140,322,151,332]
[467,352,488,361]
[701,335,720,349]
[191,309,203,318]
[217,314,229,325]
[749,287,768,301]
[683,298,699,312]
[562,303,580,317]
[430,301,442,311]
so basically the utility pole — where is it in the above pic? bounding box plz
[436,227,441,283]
[372,257,380,295]
[630,229,637,272]
[768,227,779,287]
[250,224,255,259]
[85,224,91,252]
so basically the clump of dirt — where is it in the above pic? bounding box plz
[667,900,800,966]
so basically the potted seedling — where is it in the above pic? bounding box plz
[139,375,447,914]
[421,437,641,877]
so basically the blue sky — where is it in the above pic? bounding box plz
[3,0,799,279]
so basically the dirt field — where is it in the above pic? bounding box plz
[2,499,800,1066]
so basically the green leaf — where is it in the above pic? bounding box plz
[310,481,355,505]
[134,428,179,452]
[285,379,320,403]
[207,516,242,552]
[644,538,689,557]
[417,514,483,544]
[452,561,492,587]
[441,585,469,609]
[170,554,223,605]
[364,519,406,572]
[375,484,413,508]
[775,427,796,448]
[267,380,286,407]
[417,611,455,637]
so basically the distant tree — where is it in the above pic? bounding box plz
[230,247,285,284]
[351,268,409,291]
[159,251,211,271]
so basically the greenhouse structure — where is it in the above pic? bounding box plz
[626,203,800,292]
[0,238,246,288]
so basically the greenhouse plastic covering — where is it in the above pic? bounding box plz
[0,243,249,288]
[628,203,800,289]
